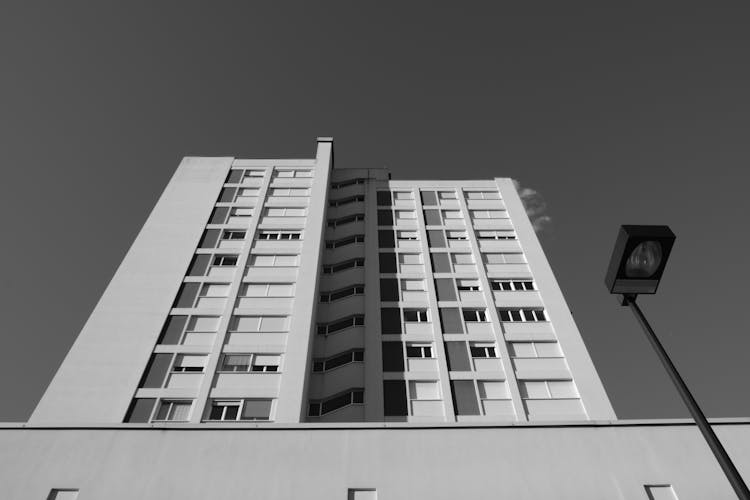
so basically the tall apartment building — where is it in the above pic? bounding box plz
[30,137,614,425]
[5,138,750,499]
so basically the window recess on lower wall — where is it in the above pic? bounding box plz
[308,388,364,417]
[206,398,273,421]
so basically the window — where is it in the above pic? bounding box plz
[491,280,535,291]
[154,400,192,421]
[229,315,289,332]
[409,381,440,400]
[478,380,510,400]
[348,489,377,500]
[239,282,295,297]
[398,253,423,265]
[483,252,526,264]
[172,355,206,373]
[250,254,299,267]
[329,195,365,207]
[406,344,433,358]
[477,230,516,240]
[208,399,273,421]
[313,349,364,372]
[465,190,501,200]
[212,255,238,267]
[252,354,281,372]
[222,230,246,240]
[446,230,468,240]
[394,191,414,200]
[645,485,679,500]
[438,191,457,200]
[320,284,364,302]
[509,341,562,358]
[401,279,425,291]
[199,283,230,298]
[326,234,364,249]
[308,389,364,417]
[471,210,506,219]
[48,490,79,500]
[274,169,312,178]
[331,178,365,189]
[270,188,310,196]
[498,308,547,322]
[397,230,419,240]
[243,169,265,178]
[230,207,253,218]
[403,309,429,322]
[395,210,416,220]
[470,343,497,358]
[220,354,250,372]
[264,207,307,217]
[257,231,302,240]
[456,279,480,291]
[317,315,365,335]
[462,309,488,322]
[328,213,365,228]
[451,253,474,265]
[519,380,579,399]
[322,258,365,274]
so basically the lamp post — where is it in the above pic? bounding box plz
[605,225,750,500]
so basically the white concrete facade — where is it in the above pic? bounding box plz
[29,137,614,425]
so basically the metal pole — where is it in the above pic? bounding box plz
[624,295,750,499]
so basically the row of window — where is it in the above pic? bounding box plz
[312,349,364,372]
[187,253,301,276]
[326,234,364,249]
[376,190,501,206]
[383,277,535,301]
[320,284,365,303]
[378,251,527,274]
[308,389,364,417]
[376,209,510,227]
[330,177,365,189]
[329,194,364,207]
[219,187,311,203]
[225,168,312,183]
[380,306,548,334]
[322,257,364,274]
[139,352,282,388]
[328,213,365,228]
[317,315,365,335]
[125,397,274,423]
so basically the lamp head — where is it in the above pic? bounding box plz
[605,225,675,296]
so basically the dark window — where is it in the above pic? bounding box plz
[158,315,187,345]
[218,187,237,203]
[198,229,221,249]
[430,253,451,273]
[383,380,408,416]
[377,191,392,206]
[470,345,497,358]
[434,278,456,301]
[139,354,172,388]
[439,308,463,334]
[352,390,364,404]
[124,398,156,423]
[445,342,471,371]
[241,399,272,420]
[187,255,211,277]
[421,191,438,206]
[173,283,200,308]
[451,380,480,415]
[380,307,402,334]
[213,255,238,266]
[209,206,229,224]
[378,230,395,249]
[427,230,446,248]
[403,309,428,322]
[378,210,394,226]
[380,278,399,301]
[379,253,397,273]
[226,170,243,183]
[381,342,404,372]
[423,209,442,226]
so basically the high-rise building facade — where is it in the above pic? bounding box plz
[30,137,613,426]
[5,138,750,499]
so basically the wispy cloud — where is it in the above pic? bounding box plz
[512,180,551,233]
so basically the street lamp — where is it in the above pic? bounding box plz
[605,225,750,500]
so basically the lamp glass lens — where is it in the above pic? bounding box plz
[625,241,662,278]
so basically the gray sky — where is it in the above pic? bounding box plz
[1,3,749,421]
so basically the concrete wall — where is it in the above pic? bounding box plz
[1,421,749,499]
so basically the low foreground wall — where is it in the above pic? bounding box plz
[2,419,750,500]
